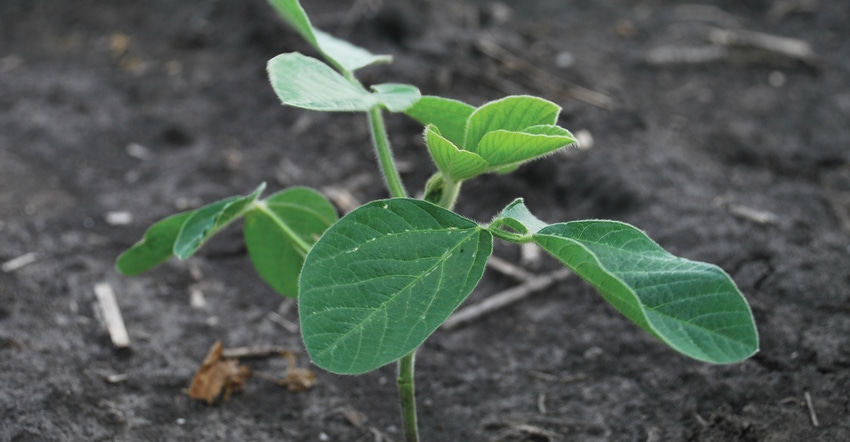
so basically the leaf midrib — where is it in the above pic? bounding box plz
[306,227,484,369]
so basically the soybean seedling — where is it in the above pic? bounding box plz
[117,1,759,440]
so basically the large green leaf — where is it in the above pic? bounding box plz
[173,184,266,260]
[464,95,561,152]
[116,211,195,276]
[268,53,420,112]
[425,125,489,181]
[244,187,338,298]
[533,220,759,364]
[266,0,391,73]
[299,198,493,374]
[405,96,475,147]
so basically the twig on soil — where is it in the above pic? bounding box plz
[473,36,614,109]
[727,203,780,226]
[442,268,572,330]
[221,345,289,359]
[322,186,362,214]
[645,45,728,66]
[537,392,547,415]
[693,412,709,427]
[804,391,820,428]
[268,312,300,333]
[487,255,535,281]
[714,197,780,226]
[93,282,131,349]
[768,0,820,24]
[708,28,820,67]
[1,252,39,273]
[269,299,300,333]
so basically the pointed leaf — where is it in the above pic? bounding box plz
[116,211,195,276]
[476,129,575,170]
[268,53,374,111]
[425,125,489,181]
[267,0,391,72]
[404,96,475,147]
[493,198,548,237]
[464,96,560,152]
[244,187,338,298]
[173,184,266,260]
[268,54,419,112]
[370,83,422,113]
[299,198,493,374]
[534,221,758,364]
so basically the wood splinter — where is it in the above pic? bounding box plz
[442,268,572,330]
[804,391,819,428]
[94,282,131,349]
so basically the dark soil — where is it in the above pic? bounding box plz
[2,0,849,440]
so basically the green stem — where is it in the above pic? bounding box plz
[397,351,419,442]
[423,172,462,211]
[368,106,407,199]
[367,104,419,441]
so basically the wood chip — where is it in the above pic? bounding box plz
[727,203,780,226]
[804,391,819,427]
[93,282,131,349]
[2,252,39,272]
[188,285,207,309]
[105,373,128,384]
[104,211,133,226]
[125,142,152,160]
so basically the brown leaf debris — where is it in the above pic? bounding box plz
[188,341,252,404]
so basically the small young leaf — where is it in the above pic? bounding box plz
[464,96,561,152]
[493,198,548,237]
[266,0,391,73]
[370,83,422,113]
[116,211,195,276]
[404,96,475,147]
[299,198,493,374]
[268,53,374,112]
[475,128,575,170]
[173,184,266,260]
[425,125,489,181]
[533,221,759,364]
[244,187,338,298]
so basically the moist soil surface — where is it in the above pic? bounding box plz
[2,1,849,441]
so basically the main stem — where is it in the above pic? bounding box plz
[398,351,419,442]
[368,106,407,199]
[367,106,419,441]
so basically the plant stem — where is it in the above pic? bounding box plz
[423,172,462,211]
[366,106,420,441]
[368,106,408,199]
[397,350,419,442]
